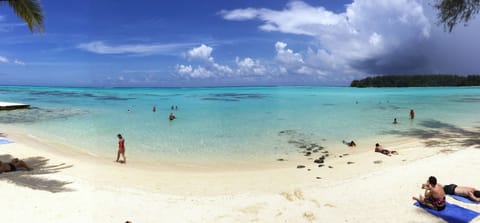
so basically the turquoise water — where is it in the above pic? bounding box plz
[1,86,480,162]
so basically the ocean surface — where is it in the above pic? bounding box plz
[1,86,480,163]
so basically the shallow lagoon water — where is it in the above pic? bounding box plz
[1,86,480,163]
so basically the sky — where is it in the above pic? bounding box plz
[0,0,480,87]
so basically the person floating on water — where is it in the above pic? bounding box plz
[169,112,176,121]
[410,109,415,119]
[342,140,356,147]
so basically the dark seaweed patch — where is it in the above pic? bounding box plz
[452,97,480,103]
[96,96,135,101]
[201,97,240,102]
[0,107,88,123]
[26,90,135,101]
[278,129,329,170]
[200,93,268,102]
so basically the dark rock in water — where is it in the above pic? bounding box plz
[279,129,296,135]
[328,166,333,168]
[339,155,343,158]
[316,177,322,179]
[288,140,303,145]
[306,147,313,151]
[307,169,311,171]
[304,152,312,156]
[277,158,285,161]
[322,151,328,154]
[299,145,307,148]
[312,149,319,153]
[347,161,354,164]
[318,164,324,167]
[297,165,306,169]
[313,159,324,164]
[343,153,349,156]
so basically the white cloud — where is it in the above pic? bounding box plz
[177,44,234,79]
[77,41,195,55]
[13,59,26,65]
[176,64,193,75]
[221,0,436,76]
[177,44,276,79]
[222,1,345,36]
[0,55,26,65]
[235,57,268,75]
[0,56,8,63]
[176,64,215,78]
[219,8,259,21]
[275,41,304,65]
[187,44,213,61]
[191,66,214,78]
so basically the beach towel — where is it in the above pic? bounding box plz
[450,195,480,204]
[414,201,480,223]
[0,139,12,144]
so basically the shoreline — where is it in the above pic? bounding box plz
[0,127,466,193]
[2,128,480,222]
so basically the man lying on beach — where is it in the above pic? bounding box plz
[412,176,446,211]
[374,143,398,156]
[442,184,480,202]
[0,158,32,173]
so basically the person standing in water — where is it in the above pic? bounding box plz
[116,134,126,164]
[169,112,176,121]
[410,109,415,119]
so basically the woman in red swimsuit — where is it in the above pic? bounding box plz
[116,134,126,164]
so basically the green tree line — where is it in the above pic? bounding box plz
[350,75,480,87]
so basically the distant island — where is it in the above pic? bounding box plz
[350,75,480,87]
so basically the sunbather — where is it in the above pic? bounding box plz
[374,143,398,156]
[413,176,446,211]
[442,184,480,202]
[0,158,32,173]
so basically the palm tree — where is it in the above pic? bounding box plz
[435,0,480,32]
[0,0,44,33]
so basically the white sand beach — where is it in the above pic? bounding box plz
[1,131,480,223]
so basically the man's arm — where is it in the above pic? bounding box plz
[467,191,480,202]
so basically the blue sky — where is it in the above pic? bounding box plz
[0,0,479,87]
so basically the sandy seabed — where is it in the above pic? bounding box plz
[1,130,480,223]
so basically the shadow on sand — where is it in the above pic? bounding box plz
[0,155,74,193]
[384,119,480,149]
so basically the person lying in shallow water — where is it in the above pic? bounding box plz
[342,140,356,147]
[0,158,32,173]
[374,143,398,156]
